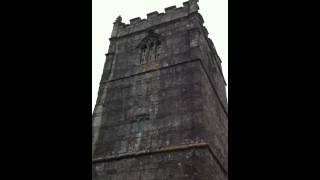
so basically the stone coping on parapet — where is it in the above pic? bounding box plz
[111,0,199,39]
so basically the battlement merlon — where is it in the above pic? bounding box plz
[129,17,141,25]
[110,0,199,39]
[147,11,159,19]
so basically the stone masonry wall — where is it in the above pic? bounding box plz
[92,0,228,179]
[93,61,203,159]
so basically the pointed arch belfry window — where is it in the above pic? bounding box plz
[137,30,163,64]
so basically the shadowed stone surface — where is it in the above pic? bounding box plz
[92,0,228,179]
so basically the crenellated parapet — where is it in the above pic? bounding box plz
[110,0,216,60]
[110,0,199,39]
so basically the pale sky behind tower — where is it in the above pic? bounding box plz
[92,0,228,112]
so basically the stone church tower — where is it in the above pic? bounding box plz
[92,0,228,179]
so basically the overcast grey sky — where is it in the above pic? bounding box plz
[92,0,228,112]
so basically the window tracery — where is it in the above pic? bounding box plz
[137,31,163,64]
